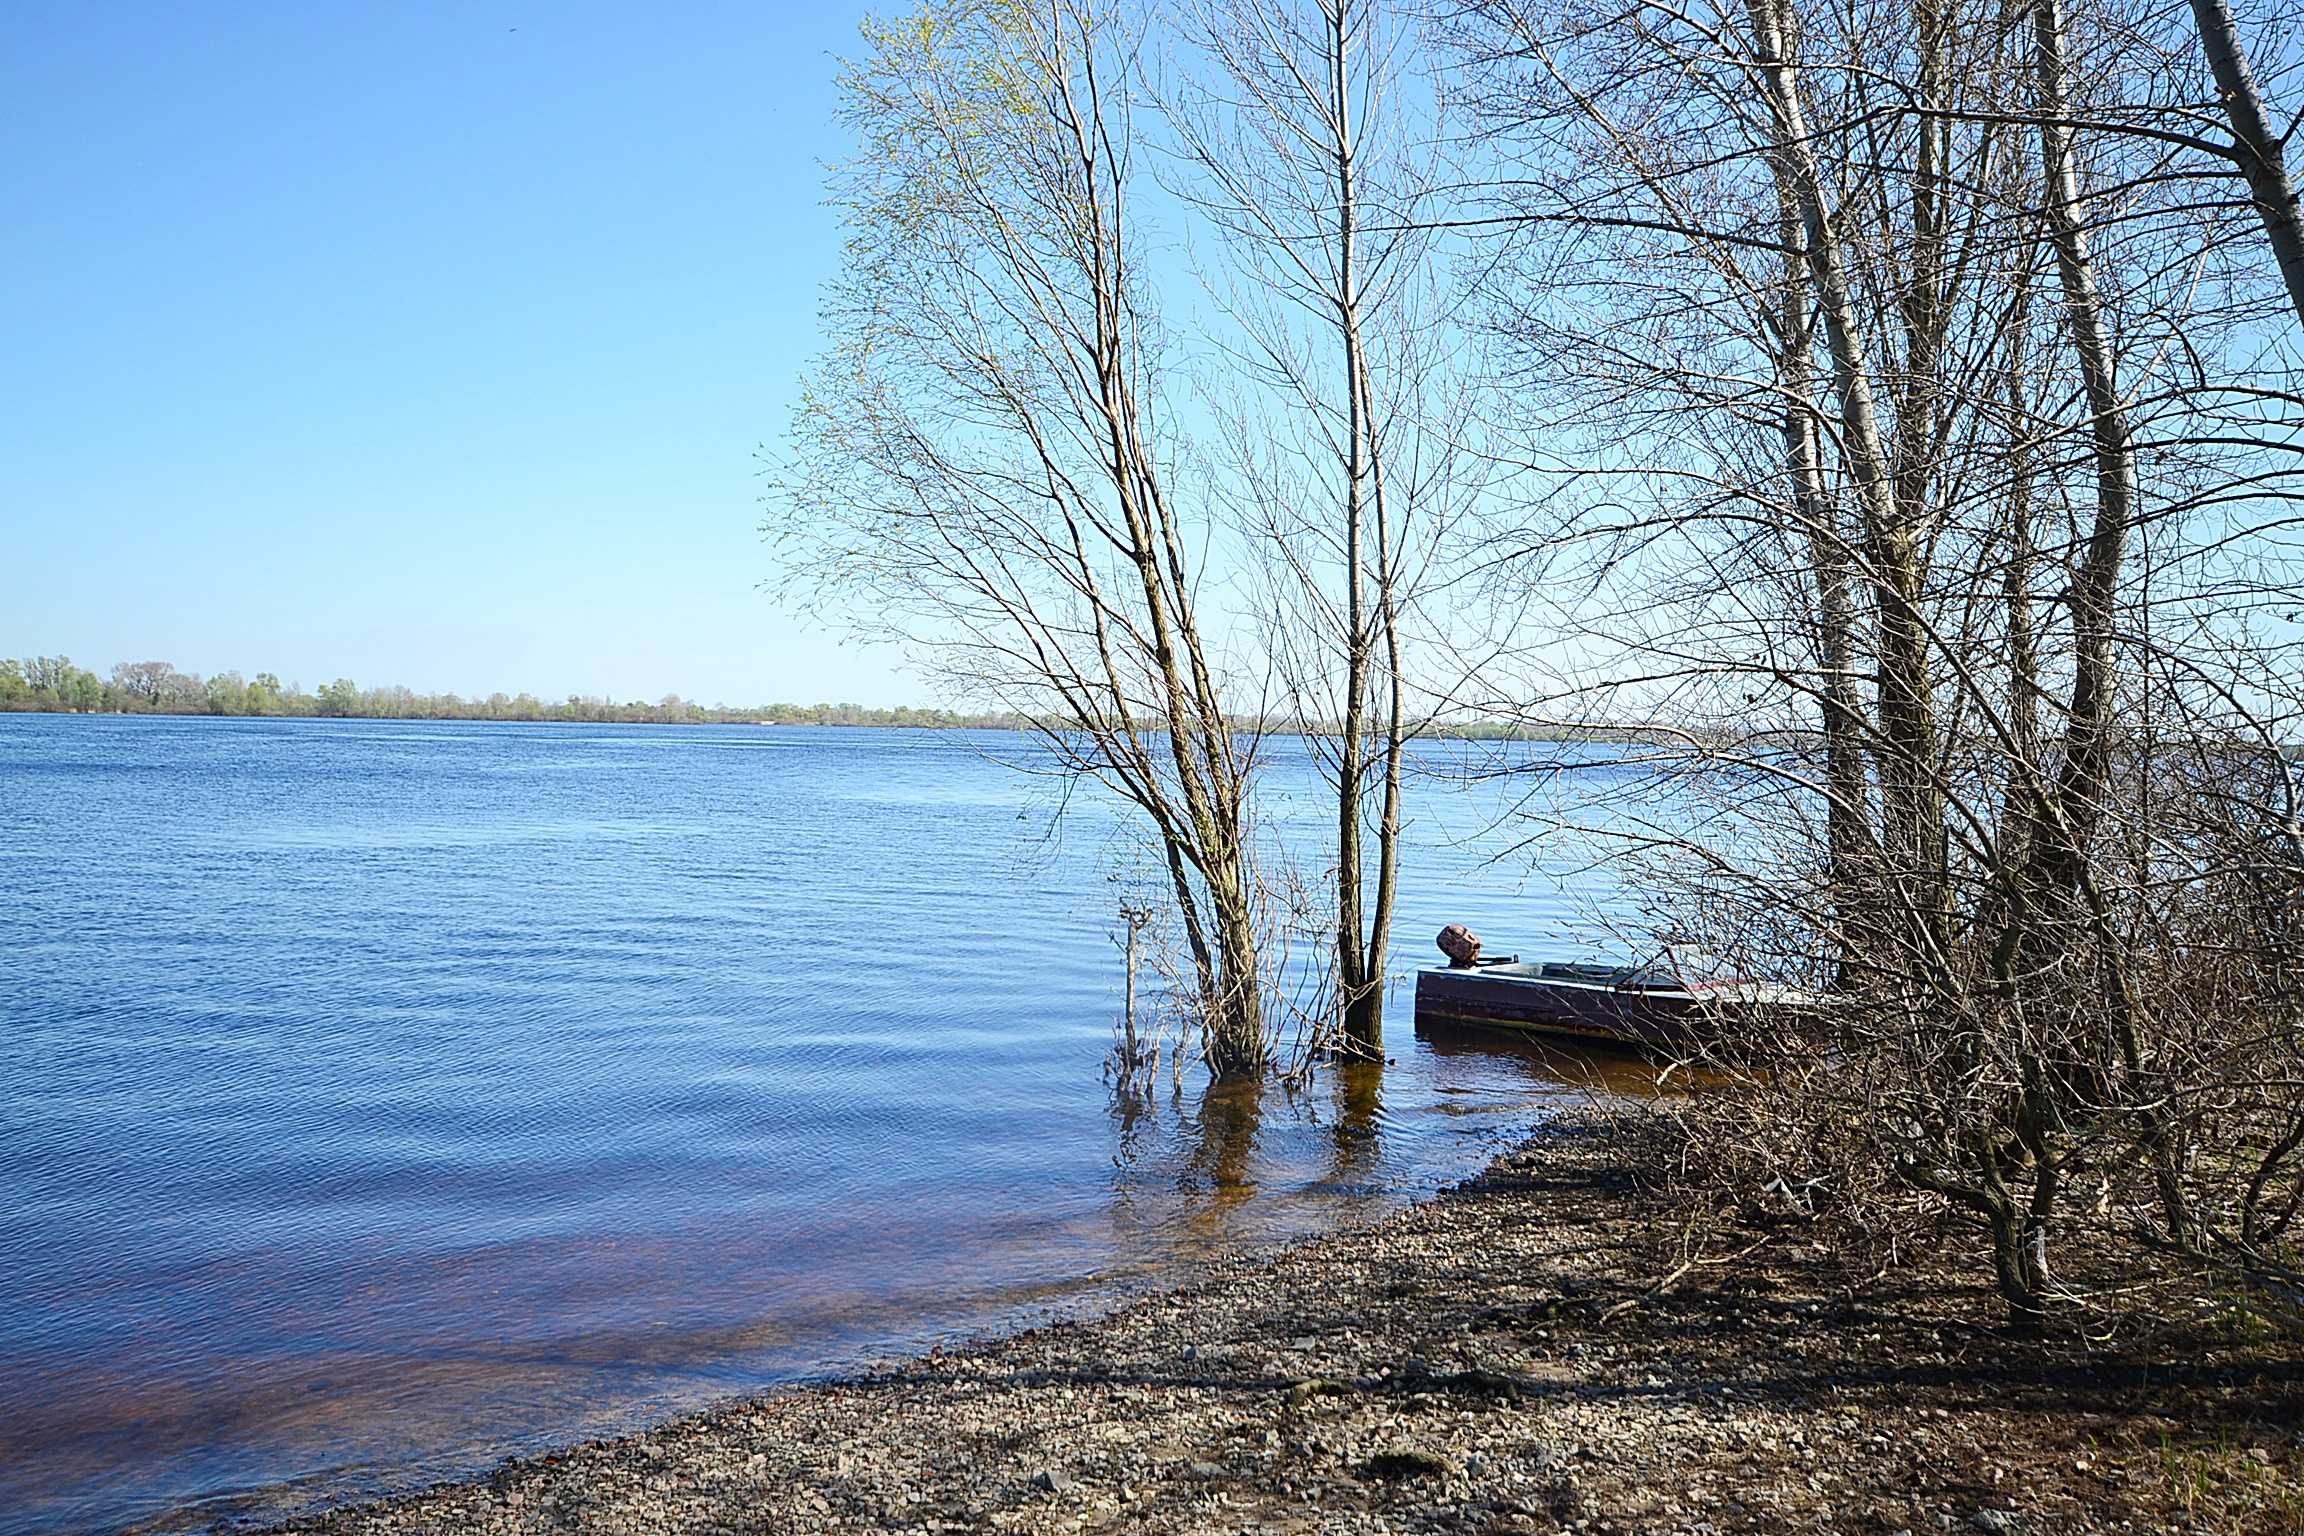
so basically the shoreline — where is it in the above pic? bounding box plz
[251,1111,2300,1536]
[0,709,1688,746]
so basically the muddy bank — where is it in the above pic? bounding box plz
[269,1114,2300,1536]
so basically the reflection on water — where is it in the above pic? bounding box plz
[1184,1078,1264,1223]
[59,1034,1610,1536]
[1332,1058,1387,1190]
[0,717,1650,1536]
[1413,1020,1710,1099]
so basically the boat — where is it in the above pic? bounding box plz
[1413,940,1815,1050]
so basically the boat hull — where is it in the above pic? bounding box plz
[1413,965,1721,1049]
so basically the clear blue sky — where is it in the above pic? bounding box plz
[1,1,918,707]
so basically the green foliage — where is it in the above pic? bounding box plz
[205,672,251,716]
[0,655,106,712]
[2158,1430,2304,1534]
[0,654,1038,729]
[0,653,1601,738]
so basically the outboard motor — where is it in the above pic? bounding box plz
[1436,923,1482,969]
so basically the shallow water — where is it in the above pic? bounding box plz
[0,717,1645,1534]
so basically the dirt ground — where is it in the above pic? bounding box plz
[273,1115,2303,1536]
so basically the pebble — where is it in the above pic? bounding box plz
[251,1114,2251,1536]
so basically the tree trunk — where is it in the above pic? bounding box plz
[1773,176,1873,980]
[1331,0,1384,1058]
[2028,0,2135,896]
[1207,862,1268,1077]
[1747,0,1947,967]
[2031,0,2193,1251]
[2186,0,2304,331]
[1361,426,1407,1049]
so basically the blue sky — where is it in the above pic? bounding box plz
[1,1,917,706]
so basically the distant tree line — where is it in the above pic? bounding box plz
[0,656,1022,729]
[0,654,1628,740]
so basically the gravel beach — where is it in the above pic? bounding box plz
[271,1113,2300,1536]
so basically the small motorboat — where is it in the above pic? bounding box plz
[1413,924,1812,1050]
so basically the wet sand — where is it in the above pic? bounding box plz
[267,1111,2300,1536]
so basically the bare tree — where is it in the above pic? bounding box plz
[109,659,202,710]
[1162,0,1482,1053]
[770,0,1269,1075]
[1445,0,2304,1327]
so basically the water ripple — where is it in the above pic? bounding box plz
[0,716,1633,1536]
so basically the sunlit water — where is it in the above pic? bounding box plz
[0,717,1650,1535]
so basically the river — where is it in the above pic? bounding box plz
[0,715,1651,1534]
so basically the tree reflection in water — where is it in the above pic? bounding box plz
[1330,1057,1386,1191]
[1184,1075,1266,1241]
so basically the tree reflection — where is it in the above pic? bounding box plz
[1183,1076,1266,1238]
[1329,1057,1386,1189]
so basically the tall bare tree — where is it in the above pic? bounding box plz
[1163,0,1477,1053]
[771,0,1269,1075]
[1446,0,2303,1326]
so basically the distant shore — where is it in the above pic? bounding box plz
[262,1112,2298,1536]
[0,704,1653,744]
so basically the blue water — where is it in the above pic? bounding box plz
[0,716,1635,1534]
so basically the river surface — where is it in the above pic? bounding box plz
[0,716,1648,1535]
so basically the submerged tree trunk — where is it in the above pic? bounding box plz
[1357,409,1408,1050]
[1169,0,1448,1061]
[779,0,1269,1080]
[1330,0,1387,1058]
